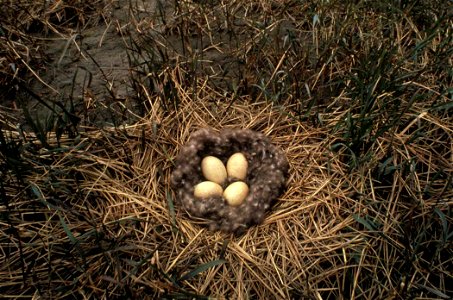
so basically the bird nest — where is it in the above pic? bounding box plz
[171,128,289,234]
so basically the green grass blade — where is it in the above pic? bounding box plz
[30,184,79,245]
[352,214,378,231]
[56,211,78,245]
[434,208,449,244]
[166,190,178,233]
[179,259,226,282]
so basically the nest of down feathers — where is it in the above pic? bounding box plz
[171,128,289,234]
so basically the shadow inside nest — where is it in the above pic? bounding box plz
[171,128,289,234]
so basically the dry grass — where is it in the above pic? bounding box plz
[0,0,109,88]
[1,0,452,299]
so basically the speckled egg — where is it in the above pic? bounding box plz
[194,181,223,199]
[226,152,248,180]
[201,156,227,184]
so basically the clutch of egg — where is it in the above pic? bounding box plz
[195,153,249,206]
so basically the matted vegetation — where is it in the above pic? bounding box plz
[1,0,452,299]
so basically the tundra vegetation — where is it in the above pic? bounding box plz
[0,0,451,299]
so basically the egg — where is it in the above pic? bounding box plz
[226,152,248,180]
[194,181,223,199]
[201,156,227,184]
[223,181,249,206]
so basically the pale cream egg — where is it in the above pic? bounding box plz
[201,156,228,184]
[194,181,223,199]
[226,152,248,180]
[223,181,249,206]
